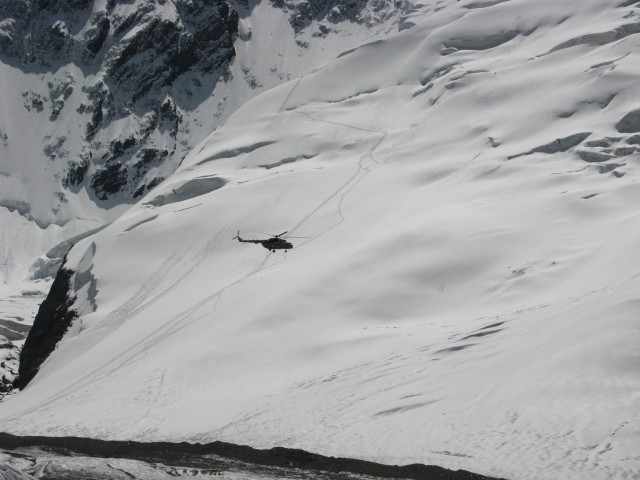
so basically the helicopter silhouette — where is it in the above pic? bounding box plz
[234,231,305,252]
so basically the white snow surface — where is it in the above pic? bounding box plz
[0,0,402,320]
[2,1,640,479]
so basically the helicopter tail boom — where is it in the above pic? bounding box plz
[234,231,262,244]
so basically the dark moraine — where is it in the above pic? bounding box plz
[0,433,507,480]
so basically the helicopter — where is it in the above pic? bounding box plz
[234,231,304,252]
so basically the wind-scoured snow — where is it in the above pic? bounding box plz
[2,1,640,480]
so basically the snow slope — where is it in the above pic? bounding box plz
[2,0,640,479]
[0,0,404,340]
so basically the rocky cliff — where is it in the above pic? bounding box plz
[0,0,238,215]
[17,259,77,389]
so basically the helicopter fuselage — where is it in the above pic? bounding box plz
[236,233,293,251]
[260,238,293,250]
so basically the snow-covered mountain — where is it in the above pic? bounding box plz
[0,0,405,380]
[2,0,640,479]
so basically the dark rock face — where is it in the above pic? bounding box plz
[90,162,128,200]
[0,0,94,64]
[0,336,20,399]
[64,159,90,189]
[286,0,368,32]
[103,1,238,102]
[0,0,238,71]
[273,0,405,34]
[0,0,239,207]
[18,260,78,389]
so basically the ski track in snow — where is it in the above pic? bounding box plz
[287,110,387,242]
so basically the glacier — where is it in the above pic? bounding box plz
[1,0,640,479]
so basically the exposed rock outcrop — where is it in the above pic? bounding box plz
[17,259,78,389]
[273,0,405,34]
[0,335,20,399]
[0,0,239,208]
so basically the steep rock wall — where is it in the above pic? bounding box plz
[17,260,77,388]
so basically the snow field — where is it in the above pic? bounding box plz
[2,1,640,479]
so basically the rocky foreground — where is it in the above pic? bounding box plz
[0,433,501,480]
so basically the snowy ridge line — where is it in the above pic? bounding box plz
[0,432,504,480]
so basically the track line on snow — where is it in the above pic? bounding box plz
[95,247,194,330]
[587,420,630,467]
[286,110,387,244]
[279,77,303,112]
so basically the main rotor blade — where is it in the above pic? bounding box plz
[274,231,288,238]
